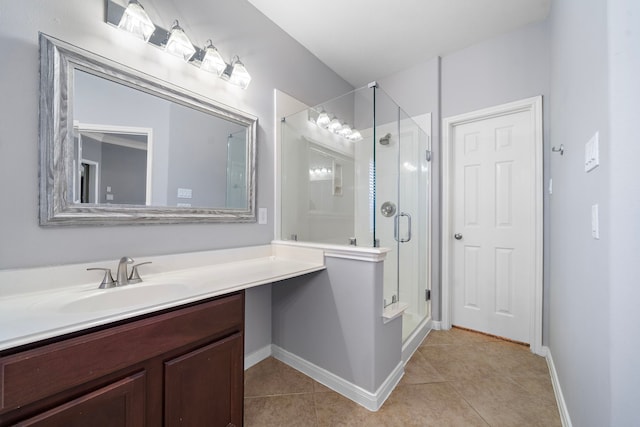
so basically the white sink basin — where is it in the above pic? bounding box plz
[61,283,189,313]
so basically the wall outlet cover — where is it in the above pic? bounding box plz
[258,208,267,225]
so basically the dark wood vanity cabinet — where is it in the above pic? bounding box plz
[0,291,244,427]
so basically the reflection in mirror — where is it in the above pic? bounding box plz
[39,33,257,225]
[73,124,152,205]
[226,130,248,208]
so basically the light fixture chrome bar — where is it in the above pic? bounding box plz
[106,1,204,64]
[105,0,250,88]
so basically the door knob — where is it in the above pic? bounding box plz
[454,233,463,240]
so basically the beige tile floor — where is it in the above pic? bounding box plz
[244,327,561,426]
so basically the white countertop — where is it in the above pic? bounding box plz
[0,244,325,352]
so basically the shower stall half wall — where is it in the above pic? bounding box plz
[279,84,431,343]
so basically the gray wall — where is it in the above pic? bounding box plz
[166,102,243,207]
[272,258,401,392]
[100,142,147,204]
[608,0,640,424]
[0,0,351,360]
[548,0,611,425]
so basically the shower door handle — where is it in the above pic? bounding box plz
[394,212,412,243]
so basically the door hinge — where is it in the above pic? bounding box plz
[425,289,431,301]
[425,150,432,162]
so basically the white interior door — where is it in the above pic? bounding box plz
[450,108,536,343]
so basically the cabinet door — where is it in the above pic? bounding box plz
[16,372,145,427]
[164,333,243,427]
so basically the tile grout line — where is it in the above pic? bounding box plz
[312,388,320,427]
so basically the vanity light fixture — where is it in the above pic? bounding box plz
[221,55,252,89]
[105,1,252,89]
[117,0,156,42]
[165,20,196,61]
[200,40,227,76]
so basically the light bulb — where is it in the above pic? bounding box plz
[222,56,251,89]
[348,130,363,141]
[165,20,196,62]
[328,117,342,133]
[118,0,156,42]
[338,124,353,137]
[200,40,226,75]
[316,110,330,128]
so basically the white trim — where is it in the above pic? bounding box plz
[441,96,544,354]
[401,316,432,363]
[431,320,443,330]
[272,345,404,412]
[382,302,408,323]
[544,346,573,427]
[79,158,100,204]
[244,344,272,370]
[272,239,389,263]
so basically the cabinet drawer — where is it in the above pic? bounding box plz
[0,292,242,413]
[15,371,145,427]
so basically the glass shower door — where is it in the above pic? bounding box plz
[374,87,430,341]
[397,110,430,341]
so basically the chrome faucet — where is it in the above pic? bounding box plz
[88,256,152,288]
[116,256,134,286]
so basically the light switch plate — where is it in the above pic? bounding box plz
[585,132,600,172]
[258,208,267,225]
[177,188,193,199]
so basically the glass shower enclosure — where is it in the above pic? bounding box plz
[280,84,431,342]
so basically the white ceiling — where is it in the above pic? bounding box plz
[246,0,551,87]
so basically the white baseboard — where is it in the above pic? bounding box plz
[543,346,572,427]
[402,316,432,363]
[431,320,442,330]
[272,345,404,412]
[244,344,272,370]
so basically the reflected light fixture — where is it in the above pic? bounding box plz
[117,0,156,42]
[221,55,252,89]
[316,109,331,128]
[327,116,343,133]
[200,39,227,75]
[348,130,363,141]
[165,20,196,61]
[338,123,353,137]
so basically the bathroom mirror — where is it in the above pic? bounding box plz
[39,33,257,225]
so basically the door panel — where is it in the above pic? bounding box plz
[451,109,534,343]
[164,333,243,427]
